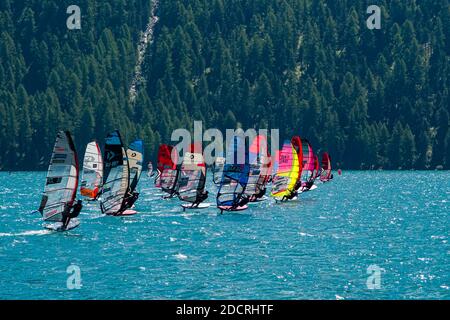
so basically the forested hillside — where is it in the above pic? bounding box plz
[1,0,449,170]
[0,0,153,170]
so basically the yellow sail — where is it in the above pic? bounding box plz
[271,142,300,199]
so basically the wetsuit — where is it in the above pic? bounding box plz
[304,181,314,190]
[194,191,209,206]
[238,195,250,207]
[124,192,139,210]
[61,200,83,230]
[255,187,266,199]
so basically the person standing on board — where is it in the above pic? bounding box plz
[192,190,209,207]
[123,192,139,211]
[61,200,83,230]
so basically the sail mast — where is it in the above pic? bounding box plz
[39,131,79,222]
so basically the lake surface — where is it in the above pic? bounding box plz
[0,171,449,300]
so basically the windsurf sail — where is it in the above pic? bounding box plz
[313,154,320,180]
[38,131,79,222]
[212,156,226,186]
[80,141,103,199]
[178,143,208,205]
[271,140,300,200]
[100,131,130,215]
[127,139,144,193]
[320,152,332,181]
[157,144,179,196]
[216,136,250,209]
[246,135,272,200]
[300,139,315,187]
[290,136,303,190]
[156,144,172,187]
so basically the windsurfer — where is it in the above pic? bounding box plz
[260,187,267,197]
[250,187,266,201]
[61,200,83,230]
[282,190,298,201]
[303,180,314,191]
[123,192,139,210]
[238,194,250,207]
[193,191,209,207]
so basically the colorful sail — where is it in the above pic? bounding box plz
[271,140,300,200]
[156,144,174,188]
[300,139,315,187]
[157,144,179,196]
[320,152,332,181]
[178,143,208,205]
[291,136,303,190]
[313,154,320,180]
[38,131,79,222]
[100,131,129,215]
[80,141,103,199]
[216,136,250,209]
[127,139,144,193]
[246,135,272,199]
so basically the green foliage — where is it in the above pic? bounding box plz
[0,0,449,170]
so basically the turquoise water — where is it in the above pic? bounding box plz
[0,171,448,300]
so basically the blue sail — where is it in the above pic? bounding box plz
[216,136,250,209]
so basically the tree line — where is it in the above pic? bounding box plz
[0,0,449,170]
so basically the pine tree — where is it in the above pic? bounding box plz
[0,1,448,170]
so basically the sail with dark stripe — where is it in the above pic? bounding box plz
[178,143,208,205]
[216,136,250,210]
[38,131,79,222]
[127,139,144,193]
[100,131,129,215]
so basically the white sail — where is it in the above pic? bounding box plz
[178,149,207,204]
[160,168,179,195]
[100,131,130,215]
[245,163,262,196]
[127,140,144,193]
[212,156,225,185]
[39,131,79,222]
[80,141,103,199]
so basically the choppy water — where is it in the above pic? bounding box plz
[0,171,449,300]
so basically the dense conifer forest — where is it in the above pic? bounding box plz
[0,0,449,170]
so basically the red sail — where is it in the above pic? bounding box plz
[313,154,320,179]
[320,152,332,181]
[156,144,179,193]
